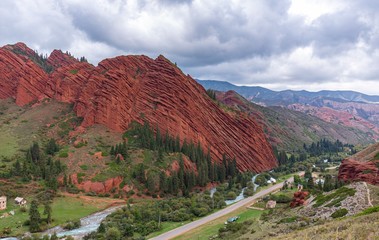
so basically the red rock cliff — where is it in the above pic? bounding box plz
[0,43,277,172]
[338,143,379,185]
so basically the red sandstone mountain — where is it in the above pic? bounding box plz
[338,143,379,185]
[216,91,374,150]
[289,103,379,140]
[0,43,277,172]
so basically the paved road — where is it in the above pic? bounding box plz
[150,176,295,240]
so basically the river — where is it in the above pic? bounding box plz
[210,174,260,205]
[0,205,123,240]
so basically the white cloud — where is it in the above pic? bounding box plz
[0,0,379,95]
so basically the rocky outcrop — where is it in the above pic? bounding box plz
[47,49,79,68]
[0,43,277,172]
[71,175,124,194]
[338,159,379,185]
[0,43,48,105]
[298,182,370,219]
[338,143,379,185]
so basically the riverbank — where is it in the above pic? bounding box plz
[43,205,124,239]
[0,194,125,239]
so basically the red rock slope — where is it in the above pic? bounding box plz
[338,143,379,185]
[0,43,277,172]
[0,43,48,105]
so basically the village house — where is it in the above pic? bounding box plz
[0,196,6,210]
[14,197,27,206]
[266,200,277,209]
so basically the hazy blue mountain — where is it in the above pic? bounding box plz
[197,79,379,105]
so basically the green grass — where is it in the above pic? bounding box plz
[356,205,379,216]
[174,209,264,240]
[0,130,19,158]
[143,150,153,164]
[0,196,108,237]
[49,197,105,224]
[91,162,123,182]
[0,202,29,236]
[278,216,298,223]
[147,220,192,238]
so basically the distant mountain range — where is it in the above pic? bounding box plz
[198,80,379,105]
[216,90,376,150]
[198,79,379,142]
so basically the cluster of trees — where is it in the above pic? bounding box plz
[273,139,355,175]
[84,192,225,239]
[11,48,54,73]
[11,140,64,190]
[124,121,238,195]
[294,170,345,192]
[303,139,345,156]
[110,142,128,162]
[20,234,65,240]
[206,89,217,100]
[273,147,307,166]
[79,56,88,62]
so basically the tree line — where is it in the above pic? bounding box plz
[11,139,64,191]
[118,121,238,196]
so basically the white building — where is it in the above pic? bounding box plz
[0,196,6,210]
[15,197,27,206]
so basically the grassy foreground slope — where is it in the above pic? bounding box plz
[270,211,379,240]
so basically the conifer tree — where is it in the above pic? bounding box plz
[178,154,185,190]
[44,203,52,224]
[29,200,41,232]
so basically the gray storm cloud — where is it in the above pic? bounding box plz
[0,0,378,94]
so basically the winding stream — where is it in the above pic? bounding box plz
[0,205,123,240]
[45,205,123,238]
[3,175,261,239]
[210,174,260,205]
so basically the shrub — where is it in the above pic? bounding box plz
[272,194,292,203]
[357,205,379,216]
[80,165,89,171]
[2,227,11,234]
[105,227,121,240]
[244,188,254,197]
[331,208,348,218]
[313,187,356,207]
[63,220,81,230]
[226,191,237,200]
[278,216,297,223]
[58,152,69,158]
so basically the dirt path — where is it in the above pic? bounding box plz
[364,182,373,207]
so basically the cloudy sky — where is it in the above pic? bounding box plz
[1,0,379,94]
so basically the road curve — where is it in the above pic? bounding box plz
[150,176,294,240]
